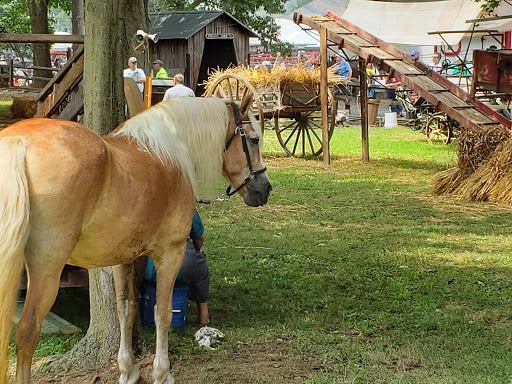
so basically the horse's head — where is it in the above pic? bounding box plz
[223,100,272,207]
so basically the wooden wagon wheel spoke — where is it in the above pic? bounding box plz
[277,120,296,133]
[283,121,301,148]
[305,121,317,156]
[292,123,302,156]
[226,78,233,100]
[204,74,265,133]
[308,122,323,145]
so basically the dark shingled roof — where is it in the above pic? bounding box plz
[149,10,258,40]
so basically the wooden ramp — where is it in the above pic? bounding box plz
[294,12,512,132]
[35,46,84,121]
[13,303,81,334]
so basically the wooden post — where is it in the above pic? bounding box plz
[320,26,330,165]
[360,58,369,162]
[8,59,13,88]
[144,76,152,108]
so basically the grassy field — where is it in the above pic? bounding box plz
[32,126,512,383]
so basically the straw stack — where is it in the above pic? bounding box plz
[204,64,345,93]
[431,126,512,203]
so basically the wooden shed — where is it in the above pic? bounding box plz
[149,10,258,95]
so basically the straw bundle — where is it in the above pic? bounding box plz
[204,64,345,94]
[431,126,512,202]
[455,134,512,203]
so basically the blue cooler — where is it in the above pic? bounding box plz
[141,282,189,329]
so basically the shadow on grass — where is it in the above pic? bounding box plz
[206,177,512,382]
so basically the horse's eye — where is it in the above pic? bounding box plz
[250,136,260,145]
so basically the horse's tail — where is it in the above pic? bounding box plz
[0,136,30,384]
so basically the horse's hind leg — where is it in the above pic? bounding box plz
[15,258,65,384]
[112,264,140,384]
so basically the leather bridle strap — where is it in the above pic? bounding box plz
[225,102,267,196]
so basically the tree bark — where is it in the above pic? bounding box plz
[83,0,126,358]
[57,269,120,368]
[124,0,148,72]
[72,0,85,54]
[83,0,126,135]
[57,0,126,368]
[27,0,52,88]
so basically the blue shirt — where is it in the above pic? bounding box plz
[144,210,204,282]
[333,60,351,78]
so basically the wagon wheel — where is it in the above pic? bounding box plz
[274,89,337,157]
[425,113,452,145]
[204,74,265,133]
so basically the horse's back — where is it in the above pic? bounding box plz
[0,119,109,264]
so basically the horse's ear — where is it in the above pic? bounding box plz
[239,91,253,117]
[226,101,243,126]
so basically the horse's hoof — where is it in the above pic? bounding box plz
[153,373,175,384]
[119,368,141,384]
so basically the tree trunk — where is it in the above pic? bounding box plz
[72,0,85,54]
[57,0,126,369]
[82,0,126,357]
[27,0,52,88]
[57,269,120,368]
[125,0,148,72]
[83,0,126,135]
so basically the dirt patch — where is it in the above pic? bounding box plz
[29,342,319,384]
[0,88,39,100]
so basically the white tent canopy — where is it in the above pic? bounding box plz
[286,0,512,46]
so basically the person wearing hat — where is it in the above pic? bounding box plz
[411,50,420,63]
[123,56,146,83]
[152,59,169,78]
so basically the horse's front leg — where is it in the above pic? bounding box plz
[152,245,186,384]
[112,263,140,384]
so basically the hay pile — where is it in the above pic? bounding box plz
[204,64,345,94]
[11,95,37,118]
[432,125,512,204]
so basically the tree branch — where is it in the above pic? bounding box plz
[188,0,206,8]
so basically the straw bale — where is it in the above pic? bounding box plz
[431,126,511,198]
[11,95,37,118]
[431,167,472,195]
[459,135,512,204]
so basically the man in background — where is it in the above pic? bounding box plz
[163,73,195,100]
[152,59,169,78]
[429,53,443,73]
[123,56,146,83]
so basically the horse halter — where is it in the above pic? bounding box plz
[225,102,267,196]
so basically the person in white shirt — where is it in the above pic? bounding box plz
[429,53,443,74]
[163,73,195,100]
[123,57,146,83]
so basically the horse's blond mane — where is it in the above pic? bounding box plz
[113,97,230,196]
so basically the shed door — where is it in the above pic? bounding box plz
[197,39,237,95]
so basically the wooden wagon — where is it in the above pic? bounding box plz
[205,72,338,157]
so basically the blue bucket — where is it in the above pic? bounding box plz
[141,283,189,329]
[171,284,189,329]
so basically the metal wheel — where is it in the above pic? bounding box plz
[204,74,265,133]
[274,89,337,157]
[425,113,452,145]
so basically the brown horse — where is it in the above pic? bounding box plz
[0,97,271,384]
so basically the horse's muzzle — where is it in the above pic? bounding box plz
[243,174,272,207]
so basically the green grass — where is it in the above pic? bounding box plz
[32,126,512,383]
[0,99,12,118]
